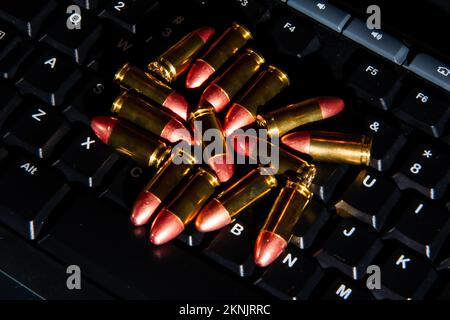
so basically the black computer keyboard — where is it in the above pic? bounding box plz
[0,0,449,300]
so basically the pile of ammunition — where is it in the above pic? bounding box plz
[90,23,372,267]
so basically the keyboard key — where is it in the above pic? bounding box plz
[291,198,329,249]
[311,162,348,202]
[4,103,70,158]
[394,86,450,137]
[405,53,450,92]
[0,152,69,240]
[287,0,351,33]
[0,224,110,299]
[99,0,160,34]
[438,282,450,300]
[315,219,382,279]
[0,0,57,37]
[53,127,120,187]
[73,0,104,10]
[0,21,21,60]
[438,258,450,271]
[384,198,450,260]
[16,49,82,106]
[177,223,205,247]
[63,76,116,125]
[320,276,374,300]
[0,39,33,79]
[373,247,438,300]
[0,82,22,128]
[268,11,320,59]
[238,0,273,26]
[393,143,450,199]
[343,18,409,65]
[40,8,103,64]
[255,245,323,300]
[335,170,401,230]
[347,56,401,110]
[364,115,406,171]
[204,221,257,277]
[102,159,154,209]
[38,194,263,299]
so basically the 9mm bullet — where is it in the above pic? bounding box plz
[282,131,372,166]
[186,23,253,89]
[112,91,191,144]
[150,167,220,245]
[256,97,344,137]
[224,65,290,136]
[147,27,215,83]
[254,165,316,267]
[131,149,197,226]
[189,104,235,182]
[201,48,265,113]
[195,166,278,232]
[91,116,171,168]
[114,63,189,120]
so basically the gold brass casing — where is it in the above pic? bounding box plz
[108,121,171,168]
[201,22,252,69]
[261,166,316,241]
[166,167,220,225]
[214,48,265,101]
[142,149,197,202]
[309,131,372,166]
[256,98,323,137]
[236,65,290,116]
[148,31,207,82]
[112,91,175,135]
[114,63,173,106]
[218,166,278,219]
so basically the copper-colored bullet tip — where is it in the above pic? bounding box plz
[150,208,185,245]
[254,230,287,267]
[163,92,189,121]
[185,60,215,89]
[130,191,162,226]
[281,131,311,155]
[160,118,192,144]
[194,27,216,43]
[195,198,232,232]
[224,103,255,136]
[207,153,234,183]
[317,96,345,119]
[90,116,118,144]
[201,83,230,113]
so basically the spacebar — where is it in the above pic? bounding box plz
[38,194,264,300]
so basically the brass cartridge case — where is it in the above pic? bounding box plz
[166,167,220,225]
[308,131,372,166]
[261,166,316,242]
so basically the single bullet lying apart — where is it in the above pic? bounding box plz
[282,131,372,166]
[256,97,345,137]
[148,27,215,83]
[254,166,316,267]
[186,22,253,89]
[112,91,191,144]
[150,167,220,245]
[131,149,196,226]
[195,166,278,232]
[190,104,235,182]
[224,65,290,136]
[114,62,189,120]
[201,48,265,113]
[91,116,171,168]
